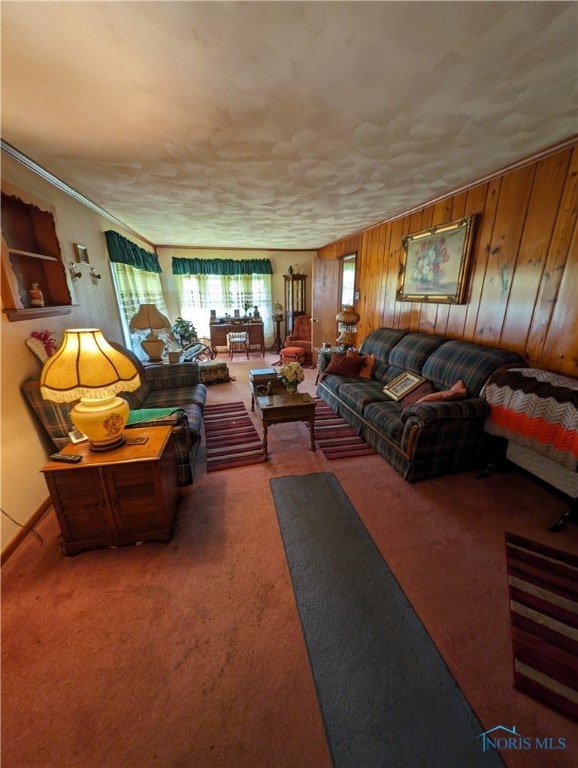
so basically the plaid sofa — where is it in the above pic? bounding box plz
[317,328,523,481]
[21,343,208,487]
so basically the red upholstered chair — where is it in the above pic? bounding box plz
[284,315,312,364]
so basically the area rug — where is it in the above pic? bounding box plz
[505,532,578,722]
[314,400,376,459]
[203,401,266,472]
[271,472,502,767]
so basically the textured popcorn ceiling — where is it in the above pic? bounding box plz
[1,2,577,249]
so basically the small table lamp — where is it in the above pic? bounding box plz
[129,304,171,361]
[336,305,360,349]
[40,329,141,452]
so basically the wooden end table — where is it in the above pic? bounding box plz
[249,368,284,410]
[41,426,180,555]
[254,392,316,456]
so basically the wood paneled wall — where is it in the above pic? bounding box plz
[319,141,578,377]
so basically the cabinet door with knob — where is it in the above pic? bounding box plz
[283,273,307,335]
[42,427,179,555]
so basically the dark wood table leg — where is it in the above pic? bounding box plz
[308,416,316,451]
[262,422,268,456]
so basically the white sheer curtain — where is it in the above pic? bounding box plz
[175,273,273,339]
[111,262,169,356]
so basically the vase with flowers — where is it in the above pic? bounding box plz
[278,361,305,394]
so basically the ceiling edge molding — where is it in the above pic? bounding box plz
[156,244,319,253]
[325,134,578,248]
[0,140,156,249]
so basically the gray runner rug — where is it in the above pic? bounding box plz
[270,472,503,768]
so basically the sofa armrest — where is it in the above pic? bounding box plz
[400,397,488,425]
[127,408,194,486]
[400,398,489,460]
[144,362,201,390]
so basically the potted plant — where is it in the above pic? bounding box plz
[172,317,197,347]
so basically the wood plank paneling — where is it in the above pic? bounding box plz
[318,140,578,376]
[500,150,571,354]
[527,147,578,370]
[475,163,535,346]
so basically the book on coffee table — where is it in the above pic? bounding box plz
[249,367,278,382]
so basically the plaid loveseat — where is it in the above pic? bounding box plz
[21,343,208,487]
[317,328,523,481]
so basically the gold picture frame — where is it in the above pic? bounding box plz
[73,243,89,264]
[397,215,476,304]
[382,371,425,401]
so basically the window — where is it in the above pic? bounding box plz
[111,263,169,356]
[105,231,168,356]
[173,258,273,339]
[340,253,357,308]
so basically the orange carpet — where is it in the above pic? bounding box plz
[2,353,578,768]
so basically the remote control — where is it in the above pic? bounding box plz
[49,452,83,464]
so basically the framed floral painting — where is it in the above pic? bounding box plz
[397,215,476,304]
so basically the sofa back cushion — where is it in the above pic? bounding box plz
[359,328,408,382]
[21,379,75,449]
[386,333,447,380]
[421,340,524,396]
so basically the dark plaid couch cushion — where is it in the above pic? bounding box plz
[359,328,408,383]
[142,385,207,414]
[21,379,77,450]
[335,380,391,414]
[386,333,447,377]
[361,401,405,445]
[421,340,523,396]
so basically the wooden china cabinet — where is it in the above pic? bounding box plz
[283,273,307,335]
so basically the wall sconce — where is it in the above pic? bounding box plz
[68,262,82,281]
[89,267,102,283]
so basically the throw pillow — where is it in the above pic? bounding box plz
[416,379,468,403]
[359,352,376,379]
[345,349,376,379]
[322,352,364,379]
[400,380,435,405]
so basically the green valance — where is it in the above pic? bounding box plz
[172,257,273,276]
[105,230,162,274]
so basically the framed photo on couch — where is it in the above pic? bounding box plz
[383,372,425,401]
[397,215,476,304]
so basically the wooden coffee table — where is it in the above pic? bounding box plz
[255,391,316,456]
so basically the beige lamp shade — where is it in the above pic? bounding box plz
[40,329,141,451]
[129,304,171,361]
[336,305,361,348]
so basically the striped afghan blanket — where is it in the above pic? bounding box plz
[483,368,578,472]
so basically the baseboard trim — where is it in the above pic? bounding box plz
[1,498,52,566]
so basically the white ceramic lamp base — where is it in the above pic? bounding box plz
[71,395,130,452]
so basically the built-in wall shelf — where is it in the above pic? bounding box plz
[3,306,74,323]
[7,248,59,261]
[1,189,74,320]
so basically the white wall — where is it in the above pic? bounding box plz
[0,155,151,551]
